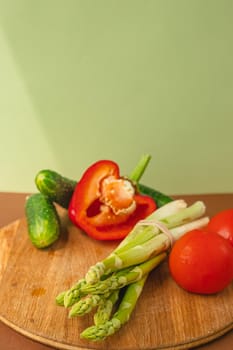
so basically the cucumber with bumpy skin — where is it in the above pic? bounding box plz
[35,169,172,210]
[35,169,77,209]
[137,183,173,208]
[25,193,60,248]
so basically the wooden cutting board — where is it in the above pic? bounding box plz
[0,207,232,350]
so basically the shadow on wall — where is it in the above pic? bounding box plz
[0,0,233,193]
[0,22,59,192]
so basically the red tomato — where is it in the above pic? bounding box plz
[207,209,233,247]
[169,229,233,294]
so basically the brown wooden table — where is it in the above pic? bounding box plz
[0,192,232,350]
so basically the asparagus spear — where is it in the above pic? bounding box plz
[63,278,87,308]
[94,289,120,326]
[81,253,166,295]
[55,291,66,306]
[69,293,108,318]
[56,279,86,307]
[81,274,148,341]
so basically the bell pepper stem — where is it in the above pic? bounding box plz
[129,154,151,183]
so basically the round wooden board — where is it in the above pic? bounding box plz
[0,208,232,350]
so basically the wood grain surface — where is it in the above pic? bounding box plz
[0,196,232,350]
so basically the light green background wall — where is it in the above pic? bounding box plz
[0,0,233,194]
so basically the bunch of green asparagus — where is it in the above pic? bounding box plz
[56,199,209,341]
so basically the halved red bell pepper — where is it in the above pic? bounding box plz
[68,160,156,241]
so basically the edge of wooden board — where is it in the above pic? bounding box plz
[0,313,232,350]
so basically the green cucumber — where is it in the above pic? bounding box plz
[35,169,172,210]
[25,193,60,248]
[35,169,77,209]
[137,183,173,208]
